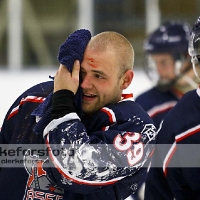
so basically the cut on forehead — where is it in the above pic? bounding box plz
[87,31,134,71]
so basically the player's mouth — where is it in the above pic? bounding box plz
[82,93,97,102]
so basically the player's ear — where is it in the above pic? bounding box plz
[120,70,134,89]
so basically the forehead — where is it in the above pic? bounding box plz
[82,48,118,71]
[151,53,174,62]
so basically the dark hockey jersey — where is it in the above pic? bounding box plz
[135,86,180,129]
[145,88,200,200]
[0,81,157,200]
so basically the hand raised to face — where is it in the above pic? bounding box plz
[53,60,80,94]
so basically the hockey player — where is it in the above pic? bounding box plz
[135,20,198,129]
[0,30,156,200]
[144,16,200,199]
[132,20,198,200]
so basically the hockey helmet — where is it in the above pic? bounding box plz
[188,16,200,82]
[144,21,190,59]
[144,20,192,90]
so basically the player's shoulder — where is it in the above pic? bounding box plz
[21,80,54,97]
[160,89,200,133]
[135,87,158,100]
[178,89,198,102]
[6,81,54,112]
[136,86,177,101]
[169,89,198,113]
[108,97,154,123]
[157,90,200,145]
[135,87,176,112]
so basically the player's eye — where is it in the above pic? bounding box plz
[81,71,86,78]
[95,74,104,79]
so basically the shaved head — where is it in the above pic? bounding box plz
[87,31,134,75]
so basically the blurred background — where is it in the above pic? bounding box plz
[0,0,200,123]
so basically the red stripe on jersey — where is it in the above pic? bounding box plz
[148,101,177,118]
[122,93,133,99]
[7,96,45,120]
[101,107,116,124]
[175,125,200,142]
[7,109,19,120]
[163,125,200,176]
[163,143,177,177]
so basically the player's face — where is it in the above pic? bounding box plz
[80,48,124,115]
[151,53,176,81]
[191,56,200,83]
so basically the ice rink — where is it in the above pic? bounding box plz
[0,68,152,126]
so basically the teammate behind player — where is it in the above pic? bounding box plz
[144,16,200,199]
[135,20,198,129]
[132,20,198,200]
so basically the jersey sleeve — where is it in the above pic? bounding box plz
[43,100,157,194]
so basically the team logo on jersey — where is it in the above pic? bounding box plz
[141,124,157,143]
[23,149,64,200]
